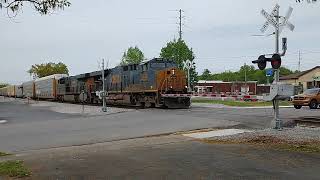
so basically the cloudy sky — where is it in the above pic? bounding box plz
[0,0,319,84]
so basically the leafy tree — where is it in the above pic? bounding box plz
[279,66,294,76]
[0,83,9,88]
[198,65,296,84]
[28,62,69,78]
[0,0,70,16]
[199,69,211,80]
[160,38,198,87]
[120,46,144,65]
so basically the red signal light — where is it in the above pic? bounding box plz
[271,54,281,69]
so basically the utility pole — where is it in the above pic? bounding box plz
[298,50,301,72]
[101,59,107,112]
[179,9,183,40]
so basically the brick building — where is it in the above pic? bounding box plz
[194,80,257,95]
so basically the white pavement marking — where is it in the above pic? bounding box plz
[183,129,252,139]
[0,120,8,124]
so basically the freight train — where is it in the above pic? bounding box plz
[0,58,191,108]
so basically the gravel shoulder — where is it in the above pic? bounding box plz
[201,127,320,153]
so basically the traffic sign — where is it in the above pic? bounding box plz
[261,9,279,29]
[266,69,273,77]
[260,4,280,33]
[184,60,192,69]
[279,7,295,33]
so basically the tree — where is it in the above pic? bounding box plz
[0,83,9,88]
[199,69,211,80]
[197,65,296,84]
[28,62,69,78]
[160,38,198,86]
[120,46,144,65]
[279,67,294,76]
[0,0,70,16]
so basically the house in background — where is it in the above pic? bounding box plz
[279,66,320,91]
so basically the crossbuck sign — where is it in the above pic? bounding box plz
[260,4,295,33]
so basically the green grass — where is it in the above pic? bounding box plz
[275,144,320,153]
[192,99,292,107]
[0,152,11,157]
[0,160,30,178]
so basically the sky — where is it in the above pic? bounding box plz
[0,0,319,84]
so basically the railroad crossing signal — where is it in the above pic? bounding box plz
[279,7,295,33]
[271,54,281,69]
[183,60,192,69]
[255,4,295,130]
[260,4,295,33]
[183,60,192,92]
[260,4,280,32]
[252,54,282,70]
[252,55,267,70]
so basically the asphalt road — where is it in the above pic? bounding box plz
[1,98,319,152]
[12,135,320,180]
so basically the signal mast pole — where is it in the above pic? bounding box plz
[102,59,107,112]
[273,9,281,129]
[256,4,295,129]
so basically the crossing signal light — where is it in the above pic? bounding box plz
[252,54,282,70]
[271,54,281,69]
[252,55,268,70]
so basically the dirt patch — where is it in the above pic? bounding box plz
[199,135,320,153]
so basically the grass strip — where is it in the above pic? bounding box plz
[192,99,292,107]
[0,160,31,178]
[0,152,11,157]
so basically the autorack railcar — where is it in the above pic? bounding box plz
[34,74,67,100]
[1,58,191,108]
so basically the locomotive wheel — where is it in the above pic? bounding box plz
[140,102,145,108]
[150,103,156,108]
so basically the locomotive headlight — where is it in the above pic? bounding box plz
[170,86,173,89]
[172,69,175,75]
[185,86,188,89]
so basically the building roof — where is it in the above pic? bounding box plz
[280,66,320,80]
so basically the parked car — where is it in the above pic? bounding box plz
[292,88,320,109]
